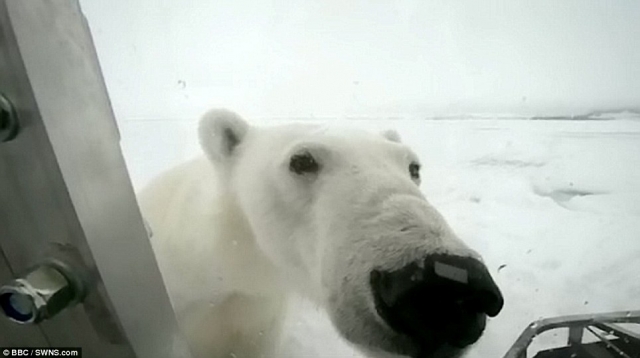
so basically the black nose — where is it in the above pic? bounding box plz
[370,254,503,355]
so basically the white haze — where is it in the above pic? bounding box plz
[80,0,640,121]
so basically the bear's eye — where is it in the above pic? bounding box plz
[409,162,420,180]
[290,151,320,175]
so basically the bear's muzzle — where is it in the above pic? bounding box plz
[370,254,503,358]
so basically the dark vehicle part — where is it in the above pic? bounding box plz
[504,310,640,358]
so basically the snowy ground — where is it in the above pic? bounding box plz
[119,116,640,358]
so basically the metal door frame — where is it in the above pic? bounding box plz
[0,1,192,357]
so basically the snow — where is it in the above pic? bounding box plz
[119,116,640,357]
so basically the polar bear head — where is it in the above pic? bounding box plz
[199,109,503,358]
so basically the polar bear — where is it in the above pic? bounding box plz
[138,109,503,358]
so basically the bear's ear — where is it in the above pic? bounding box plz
[199,109,249,164]
[381,129,402,143]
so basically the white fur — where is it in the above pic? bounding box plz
[138,109,481,358]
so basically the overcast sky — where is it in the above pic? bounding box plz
[80,0,640,120]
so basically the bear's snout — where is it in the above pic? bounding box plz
[370,254,503,357]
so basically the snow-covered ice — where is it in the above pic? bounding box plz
[119,116,640,358]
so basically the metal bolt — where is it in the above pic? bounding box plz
[0,93,19,142]
[0,263,81,324]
